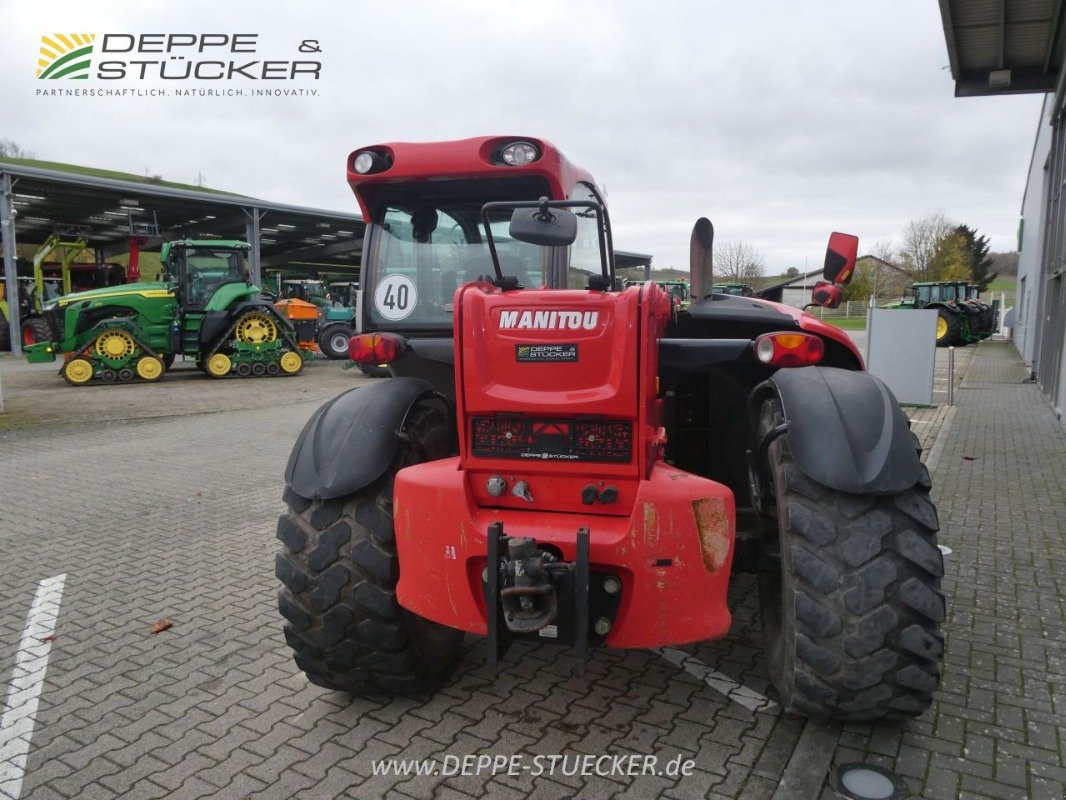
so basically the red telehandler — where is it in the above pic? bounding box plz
[276,137,943,720]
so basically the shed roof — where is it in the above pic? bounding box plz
[939,0,1066,96]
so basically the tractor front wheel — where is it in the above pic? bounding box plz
[317,323,352,360]
[22,317,52,347]
[756,398,945,720]
[276,405,463,693]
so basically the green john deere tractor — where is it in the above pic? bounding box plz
[623,279,690,308]
[713,282,756,297]
[884,281,997,347]
[23,239,304,385]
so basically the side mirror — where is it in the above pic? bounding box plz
[823,232,859,285]
[509,207,577,247]
[811,280,842,309]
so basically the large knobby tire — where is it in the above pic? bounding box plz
[757,398,945,720]
[317,323,352,360]
[22,316,52,346]
[275,405,463,693]
[935,308,961,347]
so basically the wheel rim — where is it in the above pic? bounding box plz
[234,314,278,345]
[95,329,137,360]
[206,353,232,377]
[135,356,164,381]
[64,358,94,384]
[935,316,948,340]
[23,327,36,345]
[330,332,349,354]
[279,351,302,374]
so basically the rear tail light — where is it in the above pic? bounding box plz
[754,332,824,367]
[349,333,402,365]
[471,417,632,463]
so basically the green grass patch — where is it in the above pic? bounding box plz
[0,156,243,196]
[987,276,1016,293]
[822,316,867,330]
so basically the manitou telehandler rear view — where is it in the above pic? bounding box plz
[276,137,945,720]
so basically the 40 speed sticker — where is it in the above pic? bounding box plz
[374,274,417,321]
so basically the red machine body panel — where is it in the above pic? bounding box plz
[394,458,736,648]
[393,278,736,648]
[457,285,642,423]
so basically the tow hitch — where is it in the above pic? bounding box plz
[483,522,621,675]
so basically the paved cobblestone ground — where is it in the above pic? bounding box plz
[0,341,1062,799]
[822,341,1066,800]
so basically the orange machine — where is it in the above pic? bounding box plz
[274,298,320,353]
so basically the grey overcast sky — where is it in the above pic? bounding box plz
[2,0,1046,272]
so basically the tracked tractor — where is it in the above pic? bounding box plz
[23,239,303,384]
[276,137,944,720]
[885,280,996,346]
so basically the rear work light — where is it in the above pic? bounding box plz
[349,333,402,365]
[499,141,539,166]
[352,149,391,174]
[754,332,824,368]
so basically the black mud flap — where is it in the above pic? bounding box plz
[751,366,920,496]
[285,377,434,500]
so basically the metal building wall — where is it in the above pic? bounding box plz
[1036,92,1066,416]
[1017,96,1053,368]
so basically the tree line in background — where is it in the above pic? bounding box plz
[699,212,1014,300]
[839,213,1014,302]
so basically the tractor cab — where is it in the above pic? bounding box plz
[282,279,331,307]
[349,138,611,342]
[163,241,251,311]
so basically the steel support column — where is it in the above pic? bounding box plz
[244,207,265,287]
[1,172,21,356]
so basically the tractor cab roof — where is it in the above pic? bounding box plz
[345,136,595,221]
[166,239,250,250]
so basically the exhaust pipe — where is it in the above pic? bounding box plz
[689,218,714,305]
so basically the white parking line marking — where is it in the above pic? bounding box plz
[0,574,67,800]
[656,646,777,713]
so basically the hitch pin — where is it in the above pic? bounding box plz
[512,481,534,503]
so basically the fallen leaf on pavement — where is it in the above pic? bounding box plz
[39,634,57,642]
[962,455,977,461]
[150,619,174,635]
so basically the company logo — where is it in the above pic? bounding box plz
[37,34,96,80]
[499,310,599,331]
[516,344,578,363]
[34,33,321,82]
